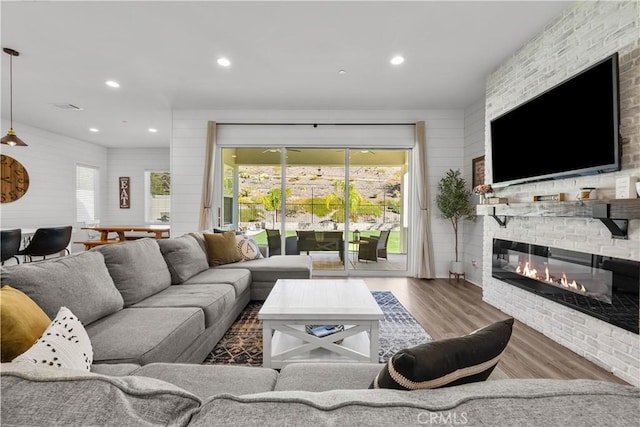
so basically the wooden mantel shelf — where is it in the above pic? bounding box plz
[477,199,640,239]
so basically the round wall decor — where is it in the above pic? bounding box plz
[1,154,30,203]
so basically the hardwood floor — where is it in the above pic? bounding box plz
[359,276,629,384]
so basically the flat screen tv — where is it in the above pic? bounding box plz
[490,53,620,188]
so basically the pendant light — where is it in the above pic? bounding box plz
[1,48,27,146]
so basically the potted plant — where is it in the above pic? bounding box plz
[435,169,476,274]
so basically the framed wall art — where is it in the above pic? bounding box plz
[119,177,130,208]
[472,155,485,188]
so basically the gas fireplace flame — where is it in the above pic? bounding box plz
[515,262,586,293]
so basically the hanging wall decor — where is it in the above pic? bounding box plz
[119,177,130,208]
[1,154,30,203]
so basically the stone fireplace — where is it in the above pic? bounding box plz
[492,238,639,335]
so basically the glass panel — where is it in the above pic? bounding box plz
[76,165,98,222]
[347,149,408,272]
[285,149,346,271]
[145,171,170,223]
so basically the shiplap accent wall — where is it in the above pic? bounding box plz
[0,120,108,253]
[483,1,639,385]
[170,109,466,277]
[463,98,486,286]
[103,148,170,226]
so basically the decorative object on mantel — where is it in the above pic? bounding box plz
[576,187,596,200]
[533,193,565,202]
[436,169,476,276]
[119,177,130,208]
[1,48,27,146]
[1,154,29,203]
[486,197,509,204]
[473,184,493,204]
[615,176,637,199]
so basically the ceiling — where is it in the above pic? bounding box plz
[1,1,571,149]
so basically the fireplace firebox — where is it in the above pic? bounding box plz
[492,239,639,334]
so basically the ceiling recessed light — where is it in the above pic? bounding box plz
[390,55,405,65]
[148,128,158,133]
[89,128,99,133]
[217,57,231,67]
[338,70,346,75]
[105,80,120,88]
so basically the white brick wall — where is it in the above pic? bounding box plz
[483,1,640,386]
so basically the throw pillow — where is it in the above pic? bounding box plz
[158,235,209,284]
[203,231,242,267]
[235,236,264,261]
[0,286,52,362]
[14,306,93,371]
[370,317,514,390]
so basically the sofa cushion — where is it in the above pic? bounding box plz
[91,363,141,376]
[14,306,93,371]
[188,379,640,427]
[0,285,51,362]
[183,268,251,298]
[85,307,204,365]
[0,364,200,427]
[0,251,124,325]
[215,254,312,286]
[131,284,236,328]
[236,236,264,261]
[276,362,383,392]
[158,235,209,284]
[203,231,242,266]
[92,239,171,306]
[131,363,278,399]
[370,318,514,390]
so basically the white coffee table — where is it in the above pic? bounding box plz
[258,279,384,369]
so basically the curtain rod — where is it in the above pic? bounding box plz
[216,122,415,126]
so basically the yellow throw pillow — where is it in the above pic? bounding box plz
[0,285,52,362]
[203,231,242,266]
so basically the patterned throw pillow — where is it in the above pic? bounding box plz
[13,306,93,371]
[370,318,514,390]
[236,236,264,261]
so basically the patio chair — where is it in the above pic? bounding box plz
[266,229,298,256]
[358,230,390,262]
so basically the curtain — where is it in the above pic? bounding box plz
[412,121,435,278]
[199,121,216,230]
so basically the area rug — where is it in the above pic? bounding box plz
[203,291,432,366]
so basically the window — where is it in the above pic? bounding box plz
[146,171,170,223]
[76,165,99,222]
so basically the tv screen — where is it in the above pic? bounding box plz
[490,53,620,187]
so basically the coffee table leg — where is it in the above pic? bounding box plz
[369,321,379,363]
[262,321,273,368]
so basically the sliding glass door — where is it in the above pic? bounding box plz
[220,147,409,275]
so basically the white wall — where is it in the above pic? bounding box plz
[482,1,639,385]
[463,99,486,286]
[102,148,170,225]
[171,109,465,277]
[0,120,108,253]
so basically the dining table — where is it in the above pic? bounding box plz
[80,225,170,241]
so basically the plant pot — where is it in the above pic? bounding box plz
[450,261,464,274]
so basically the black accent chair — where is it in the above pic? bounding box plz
[1,228,22,265]
[17,226,72,262]
[265,229,298,257]
[358,230,390,262]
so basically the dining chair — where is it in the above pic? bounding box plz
[17,226,73,262]
[1,228,22,265]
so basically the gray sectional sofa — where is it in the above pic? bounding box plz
[2,361,638,426]
[0,233,312,365]
[2,234,638,426]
